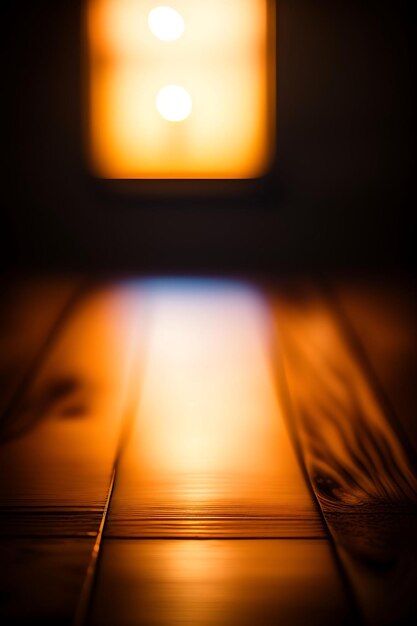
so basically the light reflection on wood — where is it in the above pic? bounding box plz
[106,280,322,538]
[0,286,142,535]
[273,286,417,625]
[91,539,350,626]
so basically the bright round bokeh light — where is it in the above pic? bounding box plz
[156,85,192,122]
[148,6,185,42]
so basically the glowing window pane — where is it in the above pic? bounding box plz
[86,0,275,179]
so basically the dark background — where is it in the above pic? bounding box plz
[2,0,414,275]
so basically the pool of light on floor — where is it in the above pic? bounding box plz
[106,278,315,538]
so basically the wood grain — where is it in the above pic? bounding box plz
[0,277,81,432]
[91,539,351,626]
[273,284,417,625]
[0,285,142,537]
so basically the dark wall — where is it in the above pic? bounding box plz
[3,1,414,274]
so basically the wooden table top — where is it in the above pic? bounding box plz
[0,276,415,626]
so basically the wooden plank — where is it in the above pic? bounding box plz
[105,280,324,538]
[0,285,143,537]
[273,284,417,625]
[0,508,103,538]
[0,277,81,427]
[331,278,417,452]
[0,538,94,626]
[91,539,352,626]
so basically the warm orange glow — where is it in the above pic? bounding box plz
[135,283,282,475]
[86,0,274,179]
[107,280,316,538]
[0,288,141,509]
[92,539,348,625]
